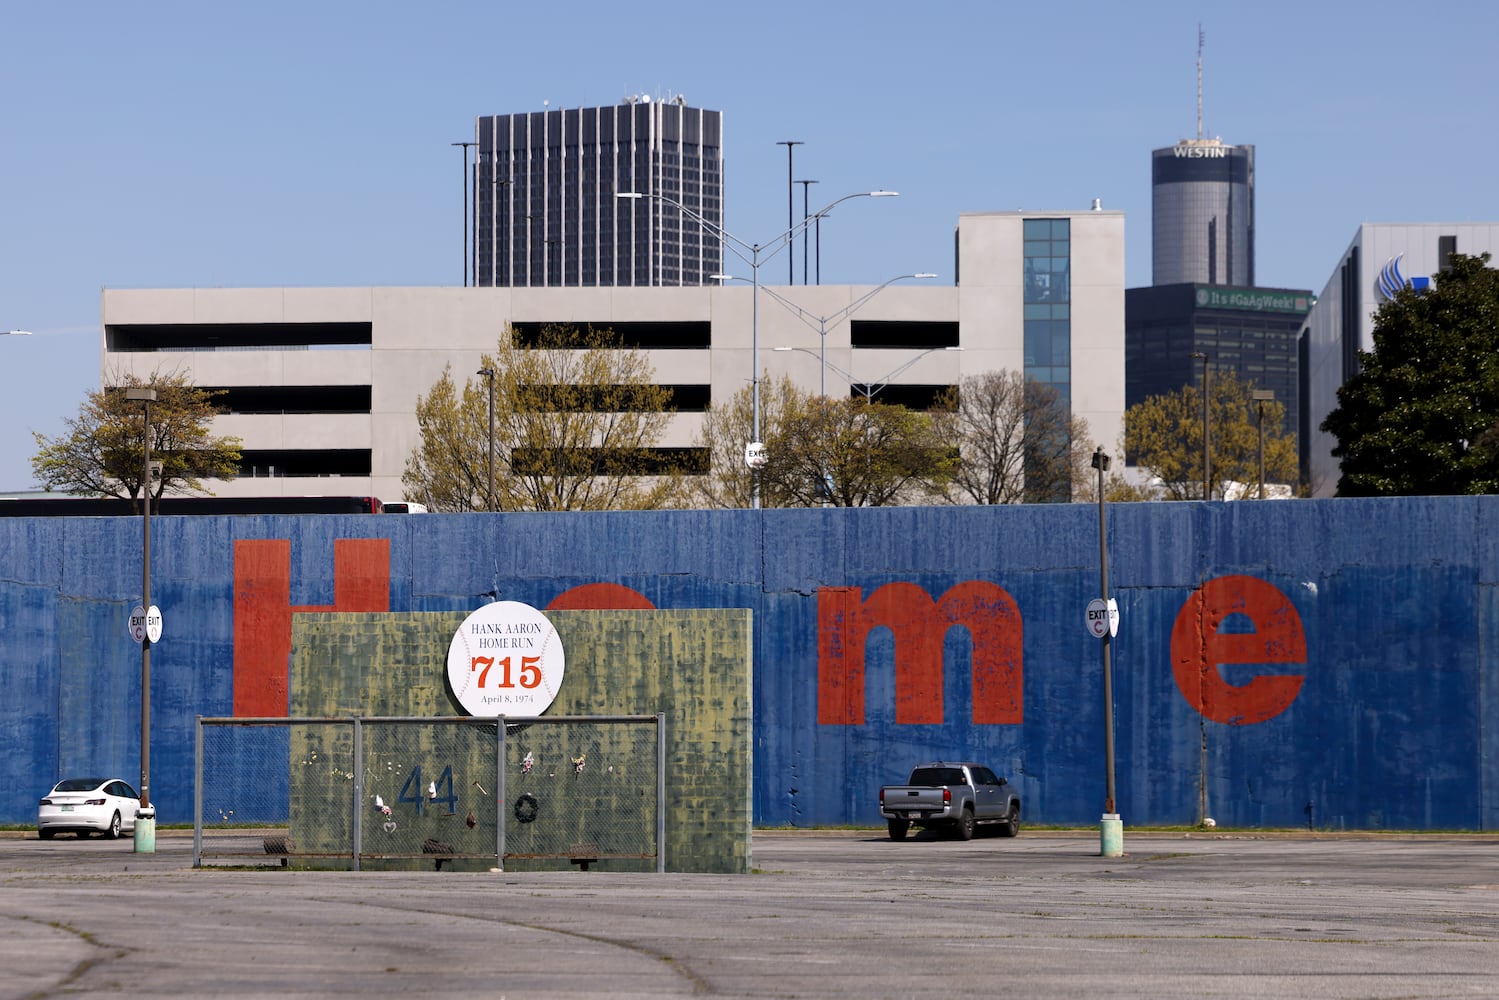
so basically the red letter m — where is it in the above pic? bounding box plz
[817,581,1023,726]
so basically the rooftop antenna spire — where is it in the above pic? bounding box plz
[1196,24,1205,141]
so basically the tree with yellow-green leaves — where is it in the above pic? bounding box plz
[402,325,686,512]
[31,369,242,510]
[1124,369,1298,500]
[689,374,956,508]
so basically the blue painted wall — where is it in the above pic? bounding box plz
[2,497,1495,830]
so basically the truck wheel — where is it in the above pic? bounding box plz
[999,804,1020,838]
[954,807,975,841]
[887,819,909,841]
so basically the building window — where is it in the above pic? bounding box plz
[1022,218,1072,501]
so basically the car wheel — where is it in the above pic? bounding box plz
[954,807,975,841]
[38,828,55,840]
[887,819,909,841]
[999,804,1020,838]
[106,811,121,840]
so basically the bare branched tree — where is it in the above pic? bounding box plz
[931,371,1090,504]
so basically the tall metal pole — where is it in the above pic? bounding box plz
[1094,448,1115,815]
[752,248,762,509]
[478,368,496,511]
[1204,359,1211,501]
[452,142,475,286]
[1253,389,1274,500]
[1092,446,1122,856]
[776,141,802,284]
[141,396,152,814]
[1191,352,1211,500]
[125,386,157,852]
[1258,400,1266,500]
[797,180,817,285]
[815,215,822,285]
[493,176,511,286]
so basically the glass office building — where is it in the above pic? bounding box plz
[1151,140,1254,287]
[475,98,724,287]
[1125,283,1311,448]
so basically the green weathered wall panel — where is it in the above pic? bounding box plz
[289,608,751,873]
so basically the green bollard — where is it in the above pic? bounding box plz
[134,807,156,854]
[1100,813,1123,858]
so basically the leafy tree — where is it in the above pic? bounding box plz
[772,395,956,507]
[931,371,1093,504]
[1322,252,1499,496]
[31,369,242,508]
[686,373,804,509]
[689,375,957,508]
[402,325,684,512]
[1125,369,1298,500]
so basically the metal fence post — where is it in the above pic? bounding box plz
[193,715,203,867]
[657,712,666,873]
[495,716,507,870]
[352,718,363,872]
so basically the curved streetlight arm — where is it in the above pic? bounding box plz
[774,345,855,383]
[754,191,899,266]
[617,191,756,263]
[719,272,936,340]
[774,344,961,399]
[617,189,896,273]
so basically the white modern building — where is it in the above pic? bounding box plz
[1301,222,1499,496]
[101,209,1126,506]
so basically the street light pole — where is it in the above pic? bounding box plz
[1092,446,1122,857]
[1253,389,1275,499]
[451,141,476,287]
[478,367,497,511]
[491,174,511,286]
[796,180,817,284]
[620,187,897,509]
[1190,351,1211,500]
[125,386,157,853]
[776,141,802,284]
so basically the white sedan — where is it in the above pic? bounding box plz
[37,778,141,839]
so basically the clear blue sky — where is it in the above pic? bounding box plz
[3,0,1496,490]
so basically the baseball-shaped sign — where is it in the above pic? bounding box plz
[446,601,565,716]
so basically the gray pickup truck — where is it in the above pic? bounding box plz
[878,761,1021,841]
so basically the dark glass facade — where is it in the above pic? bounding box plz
[1151,142,1254,286]
[474,101,724,287]
[1023,218,1072,501]
[1023,218,1071,403]
[1125,283,1310,444]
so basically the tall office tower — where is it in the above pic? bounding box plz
[1151,139,1254,286]
[474,97,724,287]
[1150,31,1254,286]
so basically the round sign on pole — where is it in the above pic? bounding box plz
[1086,598,1109,639]
[446,601,565,717]
[145,605,163,644]
[1106,598,1120,638]
[129,605,148,644]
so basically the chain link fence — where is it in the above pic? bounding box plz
[195,714,664,871]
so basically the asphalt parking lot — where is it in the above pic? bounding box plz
[2,829,1497,998]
